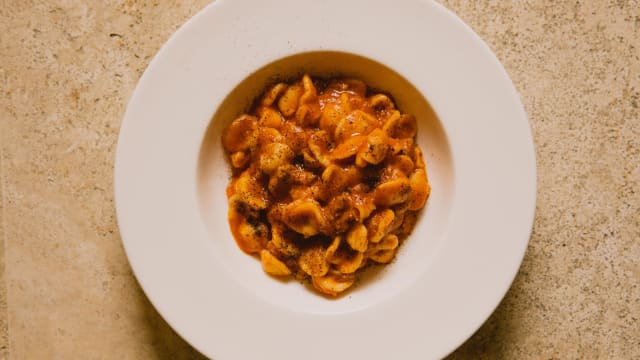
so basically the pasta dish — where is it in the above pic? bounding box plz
[222,74,430,296]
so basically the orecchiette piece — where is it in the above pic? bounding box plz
[308,130,332,168]
[387,155,415,176]
[258,106,284,129]
[289,183,324,202]
[408,169,430,211]
[368,94,395,110]
[268,164,316,196]
[355,128,390,167]
[388,137,414,155]
[326,236,342,262]
[312,271,355,296]
[335,251,364,274]
[396,211,419,240]
[260,249,292,276]
[341,79,367,96]
[271,225,300,257]
[228,205,268,254]
[412,145,426,169]
[368,234,399,252]
[389,208,407,232]
[278,84,303,117]
[346,223,368,252]
[230,151,249,169]
[279,121,308,153]
[327,235,364,274]
[374,177,412,206]
[257,126,285,144]
[258,142,294,175]
[335,110,377,142]
[366,209,395,243]
[302,148,322,169]
[368,248,397,264]
[321,165,362,196]
[383,112,417,139]
[261,82,287,107]
[319,100,348,134]
[222,114,258,153]
[295,74,321,125]
[350,191,376,222]
[324,195,358,234]
[382,111,401,135]
[331,135,366,160]
[233,171,269,210]
[298,244,329,277]
[282,199,326,237]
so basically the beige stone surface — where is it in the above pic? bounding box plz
[1,1,210,358]
[443,1,640,359]
[0,124,7,359]
[0,0,638,359]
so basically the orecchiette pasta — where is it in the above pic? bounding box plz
[260,249,292,276]
[222,74,430,296]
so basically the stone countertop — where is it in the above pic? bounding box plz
[1,1,638,359]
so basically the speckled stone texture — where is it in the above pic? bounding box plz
[0,0,638,359]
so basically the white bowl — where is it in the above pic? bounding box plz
[115,0,536,359]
